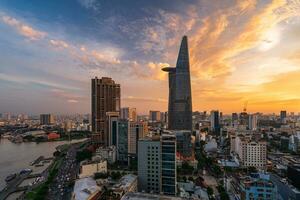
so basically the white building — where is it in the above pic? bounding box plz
[72,177,102,200]
[231,135,267,169]
[96,146,117,164]
[79,159,107,178]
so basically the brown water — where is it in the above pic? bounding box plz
[0,138,85,190]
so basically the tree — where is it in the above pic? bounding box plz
[94,172,108,179]
[207,186,213,196]
[76,149,92,162]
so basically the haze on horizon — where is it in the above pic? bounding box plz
[0,0,300,115]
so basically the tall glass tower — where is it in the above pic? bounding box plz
[162,36,192,131]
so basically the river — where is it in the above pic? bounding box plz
[0,138,85,190]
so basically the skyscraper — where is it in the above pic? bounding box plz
[162,36,192,131]
[91,77,120,146]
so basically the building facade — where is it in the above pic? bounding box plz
[138,134,176,196]
[106,112,119,146]
[117,119,129,164]
[121,107,137,122]
[91,77,120,146]
[161,134,177,196]
[210,110,220,134]
[128,121,148,156]
[232,136,267,169]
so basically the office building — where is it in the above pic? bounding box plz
[162,36,192,131]
[121,107,137,122]
[161,134,177,195]
[40,114,55,125]
[280,110,287,123]
[240,173,277,200]
[106,111,119,146]
[128,121,148,156]
[248,114,258,130]
[138,136,161,194]
[149,110,161,122]
[210,110,220,134]
[174,130,192,158]
[91,77,120,145]
[138,133,176,195]
[117,119,129,164]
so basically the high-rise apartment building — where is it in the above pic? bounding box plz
[138,133,176,195]
[210,110,220,133]
[248,114,258,130]
[40,114,55,125]
[149,110,161,122]
[162,36,192,131]
[91,77,120,146]
[121,107,137,122]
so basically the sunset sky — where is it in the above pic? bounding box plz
[1,0,300,115]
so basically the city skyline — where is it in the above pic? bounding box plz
[1,0,300,114]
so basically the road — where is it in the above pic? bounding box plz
[270,173,300,200]
[47,144,80,200]
[0,172,31,200]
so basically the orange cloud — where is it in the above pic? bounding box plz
[1,15,46,40]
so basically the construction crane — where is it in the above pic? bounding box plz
[243,101,248,112]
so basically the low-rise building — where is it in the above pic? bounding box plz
[95,146,116,164]
[121,192,183,200]
[240,173,277,200]
[112,174,138,197]
[72,177,103,200]
[79,159,107,178]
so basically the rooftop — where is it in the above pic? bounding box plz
[73,177,101,200]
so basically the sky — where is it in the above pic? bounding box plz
[0,0,300,115]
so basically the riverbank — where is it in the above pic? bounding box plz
[0,138,86,190]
